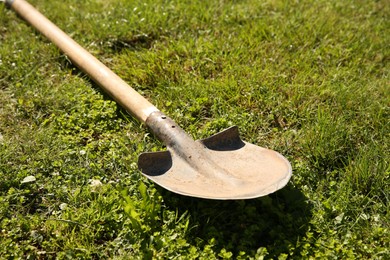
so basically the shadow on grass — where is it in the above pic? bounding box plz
[108,34,159,52]
[161,184,312,257]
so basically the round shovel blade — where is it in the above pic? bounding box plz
[139,127,292,200]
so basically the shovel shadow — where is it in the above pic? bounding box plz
[161,184,312,258]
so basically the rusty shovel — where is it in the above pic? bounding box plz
[5,0,292,199]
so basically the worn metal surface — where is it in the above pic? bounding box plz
[139,112,292,199]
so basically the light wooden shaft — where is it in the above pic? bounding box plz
[10,0,159,123]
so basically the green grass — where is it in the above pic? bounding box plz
[0,0,389,258]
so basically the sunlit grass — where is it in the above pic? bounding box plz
[0,0,389,258]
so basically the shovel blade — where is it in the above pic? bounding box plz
[139,126,292,199]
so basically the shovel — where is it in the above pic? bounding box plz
[5,0,292,199]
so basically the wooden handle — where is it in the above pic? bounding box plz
[8,0,159,123]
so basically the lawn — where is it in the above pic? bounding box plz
[0,0,389,258]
